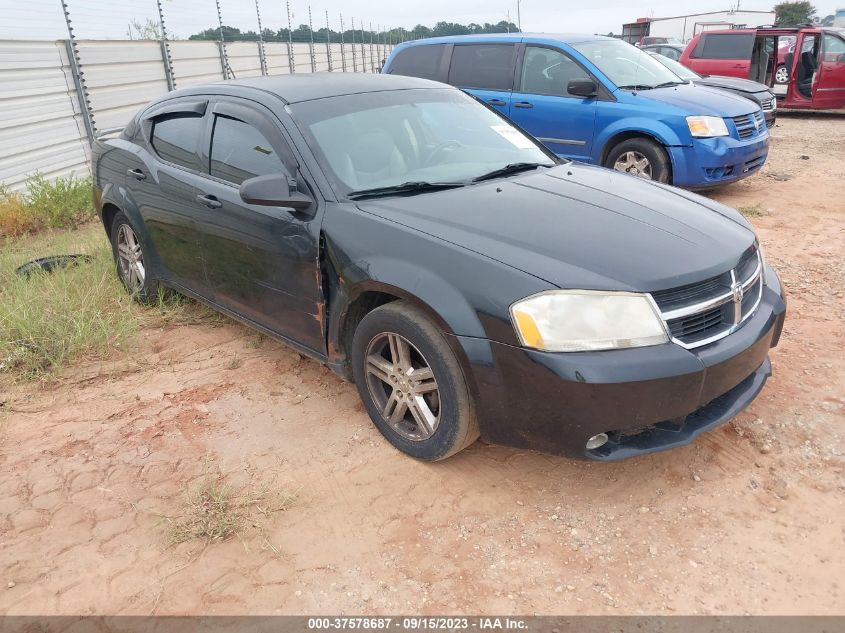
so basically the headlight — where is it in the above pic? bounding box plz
[687,115,729,138]
[510,290,669,352]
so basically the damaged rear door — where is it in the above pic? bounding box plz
[195,97,325,354]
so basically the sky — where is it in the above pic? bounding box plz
[2,0,841,40]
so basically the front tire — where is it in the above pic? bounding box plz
[109,211,160,304]
[351,301,479,461]
[775,64,789,84]
[605,137,671,184]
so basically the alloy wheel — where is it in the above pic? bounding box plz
[116,224,145,292]
[613,151,653,179]
[775,66,789,84]
[364,332,441,441]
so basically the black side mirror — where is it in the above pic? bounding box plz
[239,174,312,210]
[567,78,598,98]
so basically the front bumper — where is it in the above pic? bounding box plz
[456,266,786,460]
[669,134,769,188]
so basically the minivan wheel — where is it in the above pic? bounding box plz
[351,301,479,461]
[110,211,159,303]
[605,138,671,183]
[775,64,789,84]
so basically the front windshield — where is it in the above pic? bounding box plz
[289,89,555,195]
[573,39,685,89]
[648,53,700,81]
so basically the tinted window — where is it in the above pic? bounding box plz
[698,33,754,59]
[151,113,203,169]
[448,44,515,90]
[388,44,446,80]
[520,46,590,96]
[209,115,285,185]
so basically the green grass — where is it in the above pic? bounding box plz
[162,467,297,546]
[0,225,136,378]
[0,224,220,381]
[0,174,94,238]
[738,203,767,218]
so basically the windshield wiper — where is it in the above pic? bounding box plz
[472,162,552,183]
[653,81,685,88]
[617,84,654,91]
[347,181,465,200]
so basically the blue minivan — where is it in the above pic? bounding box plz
[382,34,770,188]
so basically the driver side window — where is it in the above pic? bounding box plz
[520,46,589,97]
[823,34,845,63]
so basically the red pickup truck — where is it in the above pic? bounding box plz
[680,27,845,110]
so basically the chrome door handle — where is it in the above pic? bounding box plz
[196,194,222,209]
[126,168,146,181]
[513,101,534,109]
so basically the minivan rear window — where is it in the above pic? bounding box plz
[388,44,446,81]
[696,33,754,59]
[448,44,515,91]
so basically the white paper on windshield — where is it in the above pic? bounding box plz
[491,125,535,149]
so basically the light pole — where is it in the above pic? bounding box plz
[516,0,522,31]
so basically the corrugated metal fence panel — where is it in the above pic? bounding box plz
[329,43,344,71]
[226,41,263,78]
[77,40,169,131]
[0,40,89,191]
[291,43,312,72]
[169,40,224,88]
[314,48,330,72]
[264,42,292,75]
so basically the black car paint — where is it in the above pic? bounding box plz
[692,76,777,127]
[644,46,777,126]
[92,74,786,459]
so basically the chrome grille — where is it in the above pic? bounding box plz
[651,246,763,349]
[760,97,775,112]
[731,111,766,139]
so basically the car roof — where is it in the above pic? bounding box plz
[397,32,614,46]
[179,73,451,104]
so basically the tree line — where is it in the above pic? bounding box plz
[187,20,520,43]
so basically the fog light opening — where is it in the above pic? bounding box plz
[586,433,609,450]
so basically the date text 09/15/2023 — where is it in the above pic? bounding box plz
[306,617,528,630]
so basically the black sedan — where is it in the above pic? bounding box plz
[92,74,786,461]
[647,52,777,127]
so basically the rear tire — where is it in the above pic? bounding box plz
[775,64,789,84]
[605,137,671,184]
[109,211,160,304]
[351,301,479,461]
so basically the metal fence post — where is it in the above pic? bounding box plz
[156,0,176,90]
[308,6,316,72]
[255,0,268,75]
[325,10,332,72]
[215,0,232,79]
[286,0,295,73]
[339,13,347,72]
[59,1,95,142]
[369,22,374,73]
[350,17,357,72]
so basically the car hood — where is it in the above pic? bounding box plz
[635,83,758,117]
[355,164,756,293]
[696,75,771,96]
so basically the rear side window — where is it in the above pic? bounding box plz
[448,44,515,91]
[151,113,203,170]
[696,33,754,59]
[388,45,446,80]
[209,115,285,185]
